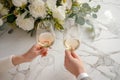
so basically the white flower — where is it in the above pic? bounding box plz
[16,12,35,31]
[75,0,81,4]
[0,18,3,26]
[63,0,72,9]
[46,0,57,10]
[29,0,47,18]
[0,8,9,15]
[12,0,27,7]
[52,6,66,22]
[28,0,35,3]
[0,3,3,11]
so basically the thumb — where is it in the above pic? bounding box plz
[65,50,73,59]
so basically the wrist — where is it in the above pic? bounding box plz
[12,55,27,66]
[75,69,86,77]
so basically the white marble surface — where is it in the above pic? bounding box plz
[0,0,120,80]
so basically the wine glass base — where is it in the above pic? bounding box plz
[38,54,55,67]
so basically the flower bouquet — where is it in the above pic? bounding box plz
[0,0,100,36]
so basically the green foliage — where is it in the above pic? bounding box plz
[27,28,36,36]
[56,0,62,7]
[7,14,17,23]
[92,14,97,18]
[24,13,31,19]
[92,5,101,13]
[54,19,64,30]
[68,1,101,26]
[75,16,85,25]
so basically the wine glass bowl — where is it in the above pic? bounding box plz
[36,21,55,48]
[63,21,80,51]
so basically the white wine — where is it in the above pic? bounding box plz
[38,32,55,47]
[64,39,80,50]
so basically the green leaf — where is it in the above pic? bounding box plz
[92,14,97,18]
[56,0,62,7]
[82,3,89,8]
[72,6,79,14]
[78,12,86,17]
[68,13,76,18]
[92,5,101,13]
[7,14,17,23]
[97,5,101,9]
[81,3,91,14]
[75,16,85,25]
[19,9,25,14]
[27,28,35,36]
[86,19,94,32]
[54,22,64,30]
[24,13,31,19]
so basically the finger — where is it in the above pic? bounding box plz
[40,48,48,56]
[71,51,80,59]
[65,50,73,59]
[41,52,48,57]
[35,44,42,50]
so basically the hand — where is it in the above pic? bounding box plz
[12,44,48,65]
[64,50,85,77]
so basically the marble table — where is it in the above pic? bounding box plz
[0,0,120,80]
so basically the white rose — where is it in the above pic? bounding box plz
[29,0,47,18]
[0,8,9,15]
[0,3,3,11]
[16,12,35,31]
[0,18,3,26]
[52,6,66,21]
[46,0,57,10]
[12,0,27,7]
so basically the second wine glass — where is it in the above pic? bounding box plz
[63,21,80,51]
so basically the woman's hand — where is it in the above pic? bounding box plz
[12,44,48,66]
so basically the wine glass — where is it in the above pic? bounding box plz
[63,20,80,51]
[36,21,55,66]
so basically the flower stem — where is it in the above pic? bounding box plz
[1,13,13,19]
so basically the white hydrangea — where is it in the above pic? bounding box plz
[16,12,35,31]
[52,6,66,22]
[0,8,9,15]
[29,0,47,18]
[0,3,3,11]
[12,0,27,7]
[0,18,3,26]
